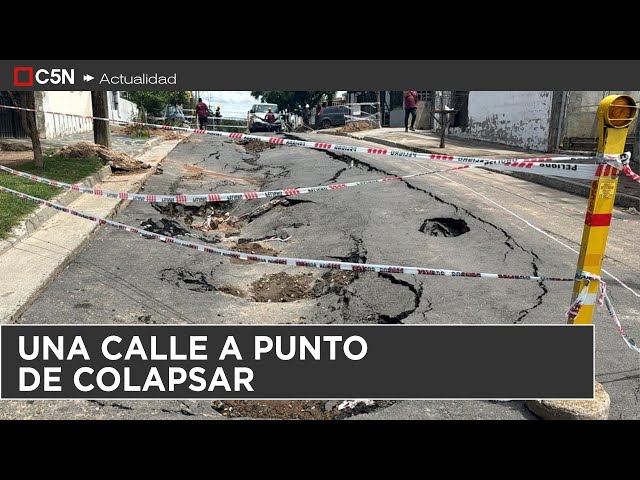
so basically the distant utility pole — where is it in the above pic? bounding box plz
[91,91,112,148]
[635,117,640,168]
[377,91,382,128]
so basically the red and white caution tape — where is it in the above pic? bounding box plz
[0,163,471,203]
[0,104,593,168]
[622,164,640,183]
[2,156,616,203]
[617,153,640,184]
[0,183,576,281]
[567,273,640,354]
[598,151,640,184]
[1,183,637,353]
[481,161,603,180]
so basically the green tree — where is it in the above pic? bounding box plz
[128,91,190,113]
[250,91,336,114]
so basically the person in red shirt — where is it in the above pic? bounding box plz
[403,90,418,132]
[265,107,276,123]
[195,98,209,130]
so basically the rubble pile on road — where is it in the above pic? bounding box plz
[211,400,393,419]
[60,142,151,173]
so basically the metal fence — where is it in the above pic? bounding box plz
[0,92,27,138]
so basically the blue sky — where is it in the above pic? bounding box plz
[197,91,346,119]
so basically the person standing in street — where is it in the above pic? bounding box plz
[214,105,222,129]
[302,104,311,128]
[403,90,418,132]
[196,97,209,130]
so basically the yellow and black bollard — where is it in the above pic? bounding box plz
[527,95,637,420]
[570,95,638,324]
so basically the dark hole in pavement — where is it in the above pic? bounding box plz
[140,218,188,237]
[419,217,470,237]
[73,302,92,309]
[159,268,215,293]
[137,314,156,324]
[211,400,395,420]
[152,201,234,220]
[250,272,314,302]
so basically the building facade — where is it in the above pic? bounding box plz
[0,91,138,139]
[441,91,639,153]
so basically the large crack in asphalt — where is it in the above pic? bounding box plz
[377,273,424,324]
[322,235,424,324]
[161,401,197,416]
[88,400,133,411]
[88,399,205,417]
[285,135,547,323]
[513,252,548,323]
[192,150,220,166]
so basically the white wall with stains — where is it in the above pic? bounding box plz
[448,91,554,152]
[40,91,93,138]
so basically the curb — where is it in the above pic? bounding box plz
[525,382,610,420]
[0,165,112,256]
[340,134,640,210]
[0,137,185,324]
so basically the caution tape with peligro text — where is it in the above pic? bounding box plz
[0,183,637,353]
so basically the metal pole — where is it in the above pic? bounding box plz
[570,95,637,324]
[439,110,446,148]
[634,111,640,168]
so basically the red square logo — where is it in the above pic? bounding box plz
[14,66,33,86]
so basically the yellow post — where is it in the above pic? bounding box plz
[570,95,638,324]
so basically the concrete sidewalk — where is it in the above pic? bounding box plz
[330,127,640,210]
[0,138,185,323]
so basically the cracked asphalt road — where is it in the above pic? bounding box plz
[5,132,639,420]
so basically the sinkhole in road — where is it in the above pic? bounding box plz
[419,217,470,237]
[152,201,235,220]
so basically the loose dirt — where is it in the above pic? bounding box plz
[236,140,280,153]
[212,400,394,419]
[60,142,150,173]
[250,272,315,302]
[337,121,374,133]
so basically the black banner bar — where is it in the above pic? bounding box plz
[1,60,640,90]
[0,325,593,399]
